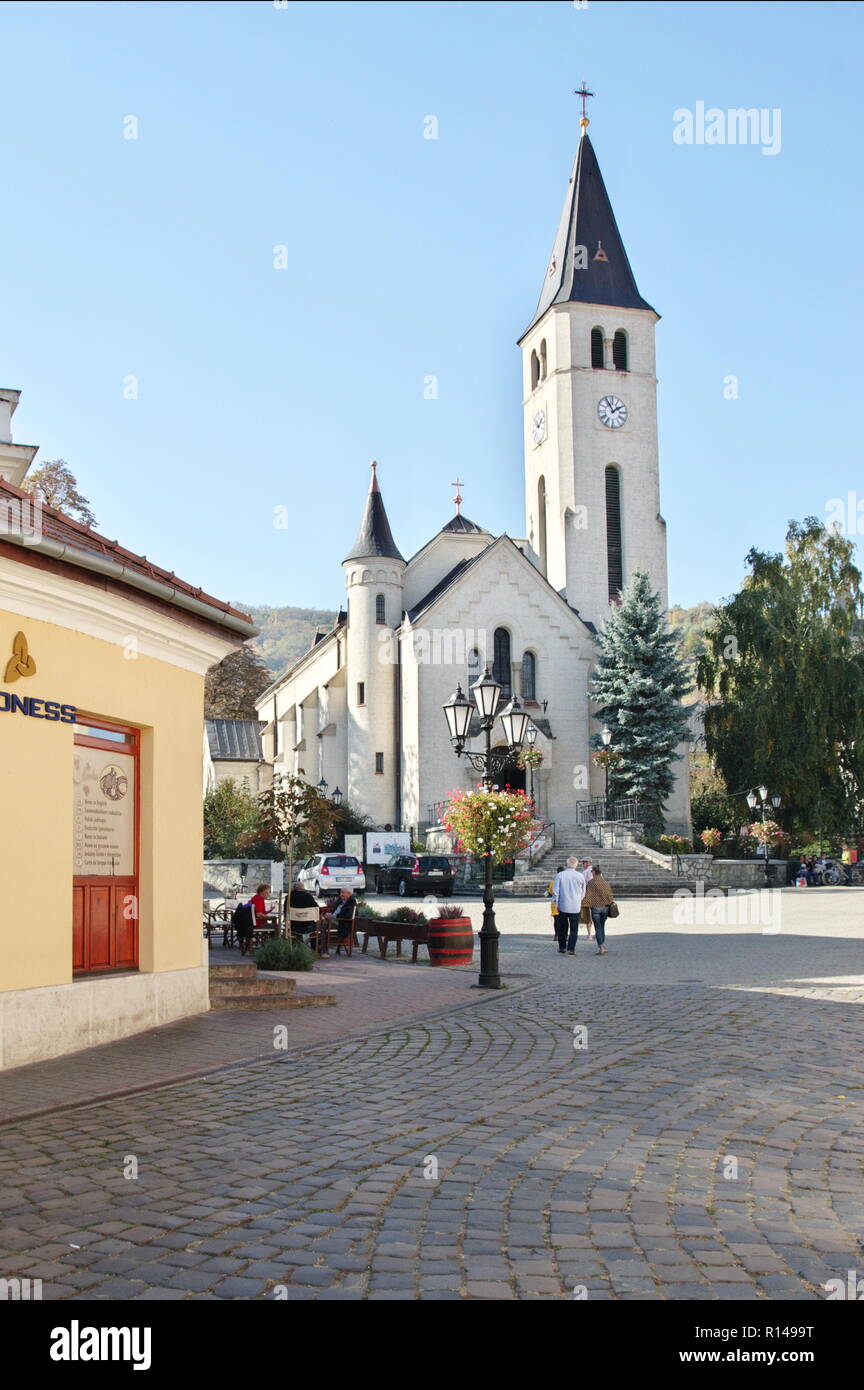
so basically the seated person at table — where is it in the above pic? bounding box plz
[250,883,272,931]
[284,879,318,937]
[320,887,357,956]
[289,880,317,910]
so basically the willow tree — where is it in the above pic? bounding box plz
[698,518,864,839]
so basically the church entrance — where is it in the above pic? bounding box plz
[495,762,525,795]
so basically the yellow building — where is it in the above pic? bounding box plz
[0,390,254,1068]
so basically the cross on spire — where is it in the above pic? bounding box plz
[574,81,594,133]
[451,478,464,514]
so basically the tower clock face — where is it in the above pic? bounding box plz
[597,395,628,429]
[532,409,546,444]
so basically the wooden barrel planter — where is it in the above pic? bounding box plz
[428,914,474,967]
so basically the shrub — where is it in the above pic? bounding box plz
[658,834,693,854]
[255,937,316,972]
[385,906,427,925]
[436,904,467,919]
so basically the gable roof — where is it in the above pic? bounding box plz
[523,131,655,338]
[406,533,595,635]
[206,719,265,761]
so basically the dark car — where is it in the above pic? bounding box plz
[376,853,454,897]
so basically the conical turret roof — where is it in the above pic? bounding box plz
[343,463,404,563]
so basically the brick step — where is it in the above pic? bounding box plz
[209,962,257,979]
[209,992,336,1011]
[209,975,297,997]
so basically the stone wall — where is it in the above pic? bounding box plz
[203,859,282,899]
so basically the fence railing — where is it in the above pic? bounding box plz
[576,797,642,827]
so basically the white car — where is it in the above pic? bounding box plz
[298,853,366,897]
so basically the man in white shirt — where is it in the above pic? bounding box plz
[552,857,587,956]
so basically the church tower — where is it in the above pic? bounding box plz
[342,464,405,827]
[519,108,668,626]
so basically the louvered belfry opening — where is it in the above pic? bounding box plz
[613,330,628,371]
[605,465,623,601]
[591,327,604,368]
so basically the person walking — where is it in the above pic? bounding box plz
[581,858,595,938]
[552,857,587,956]
[583,865,615,955]
[547,864,565,941]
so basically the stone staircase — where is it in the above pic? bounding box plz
[500,826,688,898]
[209,962,336,1011]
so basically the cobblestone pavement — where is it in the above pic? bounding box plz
[1,893,862,1301]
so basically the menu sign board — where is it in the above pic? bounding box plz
[73,750,135,876]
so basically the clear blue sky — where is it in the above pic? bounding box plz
[2,0,861,611]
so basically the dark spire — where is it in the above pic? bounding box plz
[523,130,655,337]
[343,462,405,563]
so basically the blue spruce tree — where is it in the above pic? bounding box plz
[590,572,691,836]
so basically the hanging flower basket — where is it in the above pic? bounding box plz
[442,787,535,865]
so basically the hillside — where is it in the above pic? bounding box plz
[236,603,338,675]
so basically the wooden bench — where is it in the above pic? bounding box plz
[360,924,428,962]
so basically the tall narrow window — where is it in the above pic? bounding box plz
[493,628,512,698]
[613,330,628,371]
[357,682,365,706]
[537,475,548,576]
[530,349,540,390]
[375,593,386,624]
[605,465,623,601]
[273,701,279,756]
[591,327,604,369]
[522,651,537,701]
[539,339,547,380]
[375,752,384,775]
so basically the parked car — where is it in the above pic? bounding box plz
[298,853,365,897]
[376,853,454,897]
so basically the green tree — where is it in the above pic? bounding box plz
[205,644,271,719]
[257,774,340,887]
[590,572,692,835]
[698,517,864,839]
[21,459,96,526]
[204,778,281,859]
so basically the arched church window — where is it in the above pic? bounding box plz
[591,327,605,369]
[493,628,512,698]
[613,330,628,371]
[605,466,624,602]
[522,651,536,701]
[375,593,386,625]
[537,475,548,576]
[539,339,547,380]
[530,349,540,391]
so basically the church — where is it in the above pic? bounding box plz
[256,113,690,841]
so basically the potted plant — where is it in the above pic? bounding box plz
[428,904,474,967]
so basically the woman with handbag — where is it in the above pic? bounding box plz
[582,866,616,955]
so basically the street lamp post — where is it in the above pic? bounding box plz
[747,786,782,882]
[526,722,538,807]
[600,725,612,818]
[442,670,529,990]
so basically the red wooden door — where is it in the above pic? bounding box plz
[73,719,139,975]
